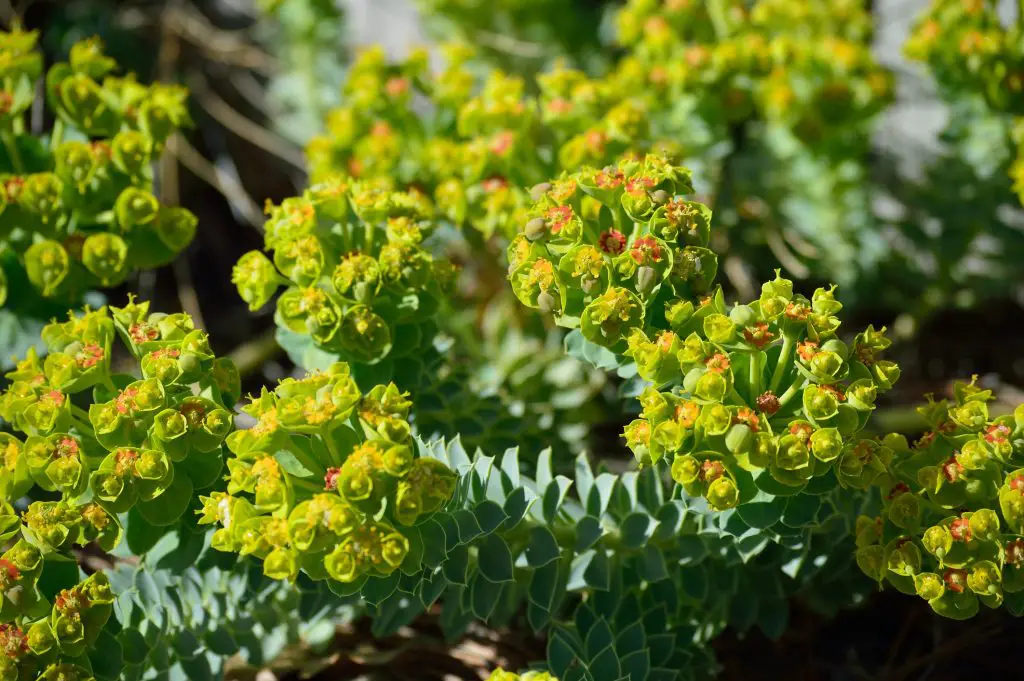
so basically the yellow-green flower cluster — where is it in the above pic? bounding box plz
[508,154,714,351]
[486,669,557,681]
[629,276,898,510]
[304,45,664,240]
[199,362,457,585]
[0,30,195,305]
[232,179,458,365]
[905,0,1024,205]
[614,0,892,146]
[904,0,1022,112]
[0,570,113,681]
[508,155,901,510]
[855,378,1024,619]
[0,300,238,555]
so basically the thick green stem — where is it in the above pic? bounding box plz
[727,387,750,408]
[768,335,794,394]
[776,379,804,410]
[2,131,24,173]
[320,427,345,469]
[50,119,65,150]
[748,351,762,402]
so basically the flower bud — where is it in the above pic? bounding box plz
[915,572,945,601]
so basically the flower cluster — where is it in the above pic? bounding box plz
[232,180,457,367]
[630,274,899,510]
[508,154,714,351]
[905,0,1024,205]
[486,670,557,681]
[904,0,1022,113]
[199,362,457,586]
[855,379,1024,619]
[0,301,238,550]
[508,155,901,509]
[615,0,892,146]
[0,545,114,681]
[304,44,664,240]
[0,30,195,306]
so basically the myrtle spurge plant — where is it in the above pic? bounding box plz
[200,362,457,588]
[854,378,1024,620]
[232,179,458,374]
[0,30,195,307]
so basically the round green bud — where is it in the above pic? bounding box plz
[25,239,70,296]
[922,524,953,561]
[671,454,700,485]
[155,206,198,252]
[706,476,739,511]
[809,427,843,462]
[114,187,160,232]
[914,572,945,601]
[82,232,129,286]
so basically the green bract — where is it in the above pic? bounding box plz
[201,362,457,587]
[0,30,196,306]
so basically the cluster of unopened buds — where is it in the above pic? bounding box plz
[856,379,1024,619]
[0,300,239,552]
[233,180,457,367]
[199,361,457,585]
[0,30,195,305]
[304,44,669,241]
[613,0,892,145]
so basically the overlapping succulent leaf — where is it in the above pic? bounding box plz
[0,30,195,306]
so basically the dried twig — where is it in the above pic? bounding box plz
[167,132,265,227]
[188,72,307,171]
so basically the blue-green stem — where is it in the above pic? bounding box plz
[768,335,794,393]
